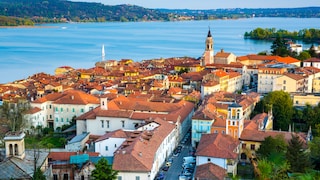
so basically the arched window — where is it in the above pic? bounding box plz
[14,144,18,156]
[9,144,13,156]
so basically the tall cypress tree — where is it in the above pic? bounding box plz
[286,134,311,173]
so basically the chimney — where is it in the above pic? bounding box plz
[71,95,74,100]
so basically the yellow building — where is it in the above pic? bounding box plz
[54,66,74,76]
[292,93,320,106]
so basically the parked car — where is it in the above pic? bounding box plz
[155,172,165,180]
[162,165,169,171]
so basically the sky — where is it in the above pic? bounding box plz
[71,0,320,9]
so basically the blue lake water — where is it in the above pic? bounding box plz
[0,17,319,83]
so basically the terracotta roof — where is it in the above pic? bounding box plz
[95,129,130,142]
[32,92,63,103]
[195,133,239,159]
[52,90,100,105]
[240,129,307,146]
[48,152,99,161]
[215,51,231,58]
[304,58,320,62]
[25,107,42,114]
[112,118,175,172]
[77,97,194,125]
[194,163,227,180]
[284,73,305,81]
[213,70,228,78]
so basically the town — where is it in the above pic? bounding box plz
[1,29,320,180]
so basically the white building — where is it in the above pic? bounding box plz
[303,58,320,69]
[76,95,194,142]
[112,118,177,180]
[30,90,100,130]
[95,129,128,157]
[195,133,240,176]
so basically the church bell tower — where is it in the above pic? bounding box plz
[202,28,214,66]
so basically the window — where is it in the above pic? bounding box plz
[61,108,63,112]
[55,118,58,122]
[9,144,13,155]
[66,118,69,122]
[242,143,246,149]
[232,121,235,126]
[72,108,75,112]
[121,121,125,128]
[283,86,286,90]
[106,120,110,128]
[136,176,140,180]
[101,120,104,128]
[283,80,286,84]
[222,130,225,134]
[81,108,84,113]
[250,144,255,150]
[61,118,64,122]
[49,105,52,109]
[53,175,58,180]
[55,107,58,112]
[50,115,52,119]
[89,107,93,111]
[118,176,122,180]
[105,146,108,151]
[63,174,68,180]
[207,158,211,162]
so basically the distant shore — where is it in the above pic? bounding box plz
[0,25,56,28]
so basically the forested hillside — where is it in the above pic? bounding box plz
[0,0,319,26]
[0,0,169,25]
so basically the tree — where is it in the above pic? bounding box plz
[309,136,320,170]
[33,167,46,180]
[0,101,30,132]
[271,36,290,57]
[257,135,287,159]
[257,159,273,180]
[264,91,294,131]
[286,134,311,173]
[91,158,118,180]
[297,51,311,61]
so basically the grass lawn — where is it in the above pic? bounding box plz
[25,134,66,149]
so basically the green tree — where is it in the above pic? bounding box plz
[286,134,311,173]
[257,158,273,180]
[33,167,46,180]
[309,136,320,170]
[264,91,293,131]
[297,51,311,61]
[257,135,287,159]
[271,36,290,57]
[91,158,118,180]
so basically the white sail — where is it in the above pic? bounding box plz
[102,44,105,61]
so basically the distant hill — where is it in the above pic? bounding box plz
[0,0,319,26]
[159,7,320,20]
[0,0,169,25]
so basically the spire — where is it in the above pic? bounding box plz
[207,27,212,37]
[102,44,105,61]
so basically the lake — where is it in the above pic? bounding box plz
[0,17,319,83]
